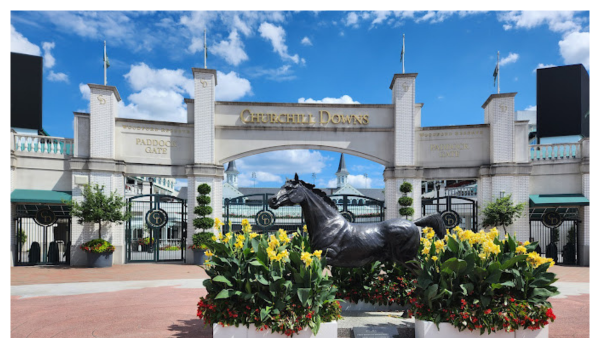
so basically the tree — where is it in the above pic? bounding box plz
[192,183,215,249]
[398,181,414,219]
[64,184,131,239]
[481,194,526,232]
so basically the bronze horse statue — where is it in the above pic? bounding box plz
[268,174,446,268]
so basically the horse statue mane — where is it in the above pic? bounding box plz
[294,178,338,210]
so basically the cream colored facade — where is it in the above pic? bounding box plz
[10,68,590,266]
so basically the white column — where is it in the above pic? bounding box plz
[390,73,417,167]
[192,68,217,164]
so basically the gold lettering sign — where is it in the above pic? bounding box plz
[429,143,471,158]
[240,109,369,126]
[135,138,178,156]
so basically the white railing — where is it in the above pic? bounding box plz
[445,186,477,197]
[530,143,581,161]
[13,134,74,157]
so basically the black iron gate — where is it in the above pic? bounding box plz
[126,194,187,263]
[421,196,478,231]
[224,194,385,233]
[529,207,579,265]
[14,204,71,266]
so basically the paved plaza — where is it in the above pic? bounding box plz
[9,263,589,338]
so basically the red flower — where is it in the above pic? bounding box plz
[484,309,492,315]
[546,308,556,320]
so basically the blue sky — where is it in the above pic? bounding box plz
[9,10,591,190]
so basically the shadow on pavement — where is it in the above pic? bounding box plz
[168,318,212,338]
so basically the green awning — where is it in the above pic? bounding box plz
[11,189,72,204]
[529,194,589,207]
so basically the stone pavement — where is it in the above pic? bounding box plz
[10,264,589,338]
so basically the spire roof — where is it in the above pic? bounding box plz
[335,153,349,175]
[225,160,239,174]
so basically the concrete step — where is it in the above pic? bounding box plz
[337,310,415,338]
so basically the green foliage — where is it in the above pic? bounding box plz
[80,238,115,253]
[398,197,413,207]
[399,207,415,216]
[400,182,413,194]
[193,217,215,230]
[160,245,182,251]
[17,228,27,245]
[481,194,526,231]
[196,195,211,205]
[191,232,214,250]
[331,261,415,306]
[64,184,130,240]
[197,226,342,336]
[197,183,211,195]
[194,205,213,217]
[409,227,558,334]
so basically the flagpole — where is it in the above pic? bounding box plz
[497,51,500,94]
[104,41,107,86]
[402,34,405,74]
[204,29,207,69]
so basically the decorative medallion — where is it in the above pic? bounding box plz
[97,95,106,105]
[541,211,563,228]
[402,82,410,92]
[440,210,461,229]
[145,208,169,228]
[200,79,208,88]
[255,210,275,228]
[340,210,355,223]
[34,209,56,226]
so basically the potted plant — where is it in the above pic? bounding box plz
[190,183,215,265]
[409,226,558,338]
[399,181,414,220]
[64,184,131,268]
[138,237,155,252]
[197,221,342,337]
[481,194,526,232]
[562,226,576,265]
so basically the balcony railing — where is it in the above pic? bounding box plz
[530,143,581,161]
[445,186,477,197]
[13,134,74,157]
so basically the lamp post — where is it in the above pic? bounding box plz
[312,173,316,185]
[251,172,256,188]
[149,177,154,208]
[364,173,368,188]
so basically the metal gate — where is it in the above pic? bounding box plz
[529,207,579,265]
[329,194,384,223]
[14,204,71,266]
[421,196,478,231]
[224,194,385,233]
[126,194,187,263]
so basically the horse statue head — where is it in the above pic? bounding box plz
[268,173,337,210]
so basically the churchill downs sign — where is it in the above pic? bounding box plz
[239,109,370,126]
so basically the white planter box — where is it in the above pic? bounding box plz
[213,321,337,338]
[415,319,549,338]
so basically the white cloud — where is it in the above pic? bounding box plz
[47,71,69,83]
[533,63,556,72]
[248,65,295,81]
[11,25,41,55]
[79,83,90,100]
[327,175,373,189]
[216,71,252,101]
[297,95,359,104]
[238,171,283,187]
[301,37,312,46]
[498,11,582,34]
[187,37,205,54]
[344,12,360,27]
[119,88,187,122]
[232,14,252,36]
[211,30,249,66]
[237,150,331,179]
[371,11,391,27]
[559,31,589,69]
[179,11,218,33]
[499,52,519,66]
[124,63,194,96]
[525,105,537,111]
[41,42,55,68]
[259,22,300,63]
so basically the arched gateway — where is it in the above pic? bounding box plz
[11,68,590,266]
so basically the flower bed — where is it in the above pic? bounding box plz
[80,238,115,253]
[331,260,415,307]
[197,219,342,337]
[408,227,557,335]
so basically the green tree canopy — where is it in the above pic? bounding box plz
[64,184,131,239]
[481,194,526,231]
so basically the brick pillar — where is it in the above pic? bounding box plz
[480,93,531,240]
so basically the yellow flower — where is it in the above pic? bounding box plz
[234,240,244,250]
[241,219,252,233]
[303,225,308,232]
[266,247,277,261]
[434,240,445,253]
[524,241,531,246]
[275,250,289,262]
[223,232,232,243]
[488,227,499,240]
[516,246,527,254]
[431,256,438,262]
[421,246,430,255]
[212,235,217,242]
[269,235,280,249]
[301,251,313,267]
[479,252,487,260]
[205,250,214,257]
[278,229,291,244]
[426,231,435,239]
[250,233,259,239]
[313,250,322,259]
[204,260,211,266]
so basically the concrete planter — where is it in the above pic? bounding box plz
[415,319,549,338]
[213,321,337,338]
[193,249,206,265]
[86,251,113,268]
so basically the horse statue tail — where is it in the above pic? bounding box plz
[414,213,446,239]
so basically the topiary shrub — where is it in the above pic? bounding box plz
[398,181,414,219]
[191,183,215,251]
